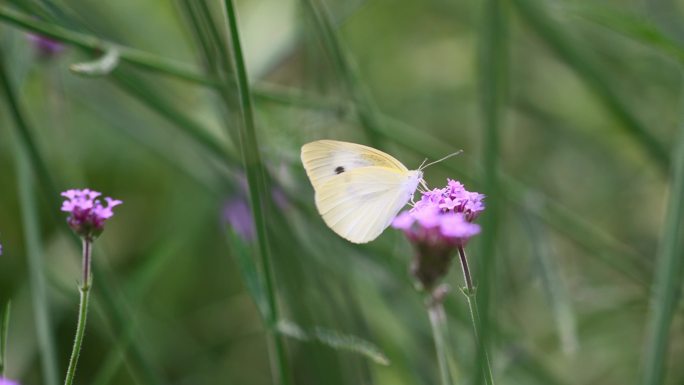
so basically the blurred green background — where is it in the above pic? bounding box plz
[1,0,683,384]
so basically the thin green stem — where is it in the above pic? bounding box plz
[457,247,495,385]
[0,301,10,378]
[427,287,455,385]
[639,76,684,385]
[64,238,93,385]
[477,0,505,381]
[220,1,291,384]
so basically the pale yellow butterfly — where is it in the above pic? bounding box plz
[301,140,459,244]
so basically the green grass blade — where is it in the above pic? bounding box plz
[639,78,684,385]
[220,1,292,384]
[476,0,507,381]
[0,4,217,86]
[0,300,10,377]
[276,320,390,366]
[510,0,670,173]
[13,134,60,385]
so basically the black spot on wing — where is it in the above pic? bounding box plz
[335,166,345,174]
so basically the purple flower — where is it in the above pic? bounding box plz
[222,198,256,241]
[61,189,122,239]
[392,179,485,290]
[0,378,20,385]
[27,34,64,58]
[393,179,484,246]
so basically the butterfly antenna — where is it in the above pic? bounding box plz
[418,158,429,169]
[420,150,464,170]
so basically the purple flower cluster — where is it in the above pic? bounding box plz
[61,189,122,239]
[392,179,485,290]
[392,179,484,246]
[0,378,20,385]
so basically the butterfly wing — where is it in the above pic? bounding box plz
[314,167,422,243]
[301,140,409,190]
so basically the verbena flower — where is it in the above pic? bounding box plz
[222,198,256,241]
[392,179,485,290]
[0,378,20,385]
[61,189,122,239]
[27,34,64,58]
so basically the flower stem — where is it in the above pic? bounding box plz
[64,238,93,385]
[457,246,495,385]
[427,286,454,385]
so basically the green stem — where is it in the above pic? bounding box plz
[64,238,93,385]
[220,1,291,384]
[457,247,495,385]
[638,75,684,385]
[427,287,454,385]
[0,301,10,378]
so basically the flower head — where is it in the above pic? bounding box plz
[222,198,256,241]
[27,34,64,58]
[61,189,122,239]
[392,179,485,290]
[0,378,20,385]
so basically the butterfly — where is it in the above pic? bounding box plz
[301,140,459,244]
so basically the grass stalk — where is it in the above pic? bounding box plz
[476,0,507,381]
[427,287,455,385]
[638,77,684,385]
[220,1,292,384]
[0,301,10,378]
[457,247,495,385]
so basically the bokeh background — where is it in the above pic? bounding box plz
[0,0,683,384]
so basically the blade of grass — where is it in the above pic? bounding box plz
[510,0,670,173]
[0,4,218,86]
[0,301,10,378]
[220,1,292,384]
[276,320,390,366]
[474,0,508,382]
[639,76,684,385]
[13,134,60,385]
